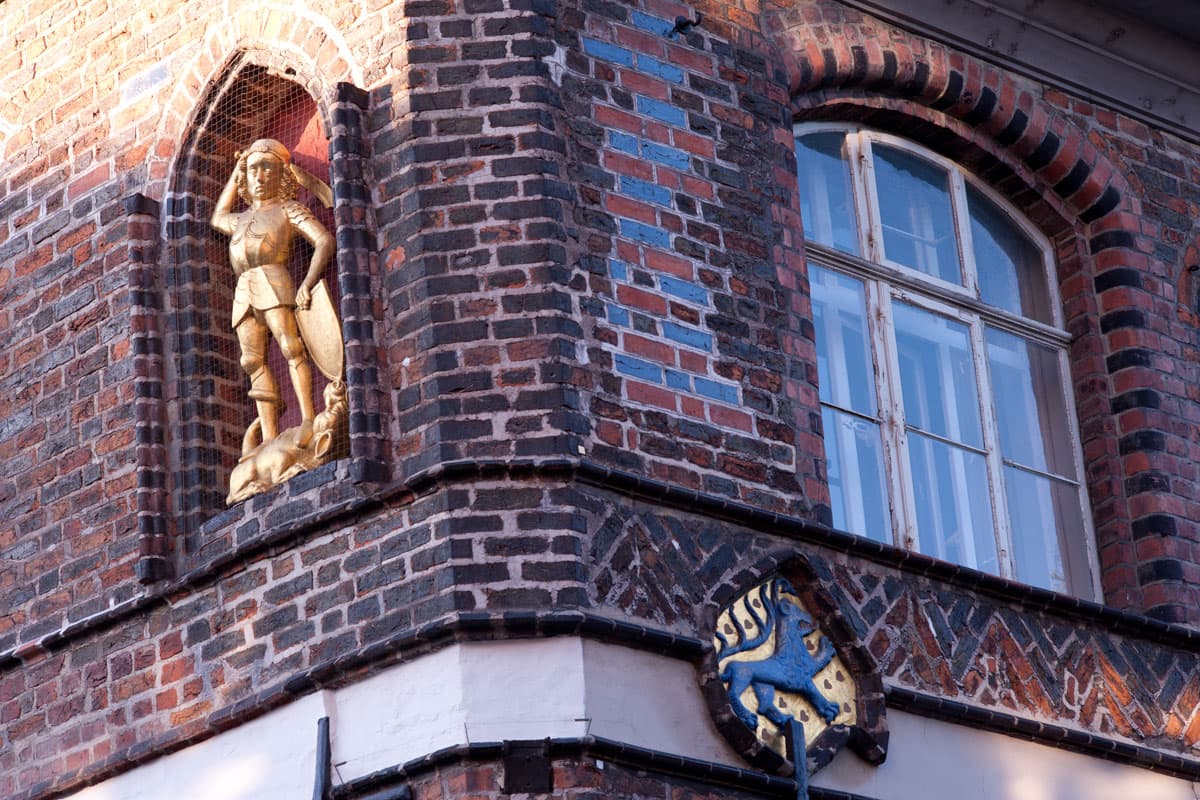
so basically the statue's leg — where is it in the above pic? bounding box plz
[753,682,790,726]
[237,316,280,441]
[265,307,315,430]
[802,681,840,723]
[722,665,761,731]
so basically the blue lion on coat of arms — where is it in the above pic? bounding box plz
[715,577,842,732]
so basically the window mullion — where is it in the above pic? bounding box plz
[972,314,1015,580]
[806,242,1072,349]
[1056,346,1105,599]
[951,170,978,299]
[853,134,884,264]
[873,283,918,552]
[823,281,871,536]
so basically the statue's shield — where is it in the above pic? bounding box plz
[296,279,344,381]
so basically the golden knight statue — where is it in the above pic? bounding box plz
[211,138,347,504]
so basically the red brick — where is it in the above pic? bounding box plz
[626,379,677,411]
[709,405,753,432]
[620,70,670,101]
[595,104,643,135]
[617,283,668,315]
[624,333,676,365]
[605,150,655,182]
[605,194,657,225]
[672,129,715,159]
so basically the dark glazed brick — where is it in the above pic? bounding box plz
[1118,430,1167,454]
[1138,559,1185,584]
[452,563,510,583]
[1080,185,1121,223]
[1053,159,1091,199]
[1111,389,1161,413]
[522,561,587,582]
[264,574,315,605]
[411,90,463,111]
[1089,230,1137,254]
[1132,514,1178,538]
[1105,348,1154,373]
[1099,309,1147,333]
[1024,131,1061,171]
[1093,267,1143,292]
[962,86,997,126]
[930,70,964,110]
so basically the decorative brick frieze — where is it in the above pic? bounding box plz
[584,484,1200,768]
[3,456,1200,798]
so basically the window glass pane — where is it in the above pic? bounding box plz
[893,302,983,448]
[1004,467,1089,595]
[874,145,960,283]
[985,327,1075,478]
[812,265,876,415]
[823,407,891,543]
[968,185,1052,323]
[908,432,998,574]
[796,133,860,256]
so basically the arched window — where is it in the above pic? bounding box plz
[798,124,1098,598]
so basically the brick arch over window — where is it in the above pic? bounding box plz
[766,15,1193,622]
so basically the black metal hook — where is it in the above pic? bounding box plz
[667,13,703,39]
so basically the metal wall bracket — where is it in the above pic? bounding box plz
[789,719,809,800]
[313,717,332,800]
[502,740,553,794]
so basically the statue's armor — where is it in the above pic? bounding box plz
[228,201,317,328]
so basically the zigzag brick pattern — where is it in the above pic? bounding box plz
[590,499,1200,760]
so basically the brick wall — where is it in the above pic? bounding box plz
[562,0,824,517]
[767,0,1200,623]
[399,754,775,800]
[5,0,1200,799]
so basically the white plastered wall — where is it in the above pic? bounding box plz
[62,638,1198,800]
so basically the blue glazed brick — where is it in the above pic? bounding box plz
[694,377,740,404]
[609,131,639,155]
[638,55,684,84]
[643,141,690,170]
[583,37,634,67]
[609,259,629,281]
[607,304,630,326]
[619,218,671,248]
[665,369,691,391]
[620,176,671,206]
[615,354,663,383]
[662,320,713,351]
[631,10,670,35]
[636,95,687,128]
[660,275,708,304]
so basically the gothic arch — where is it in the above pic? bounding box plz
[764,6,1182,618]
[145,8,361,199]
[131,35,384,576]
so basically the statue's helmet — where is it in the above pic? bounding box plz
[244,138,291,164]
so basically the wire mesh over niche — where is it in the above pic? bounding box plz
[164,61,348,548]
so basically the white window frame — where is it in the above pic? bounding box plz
[798,122,1102,599]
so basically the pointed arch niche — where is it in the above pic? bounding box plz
[147,53,384,567]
